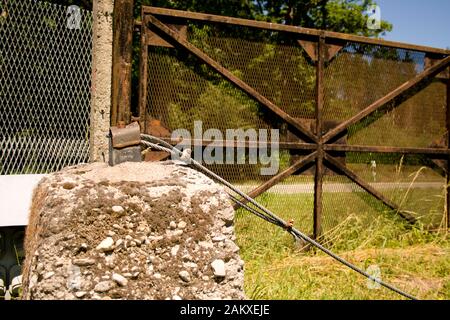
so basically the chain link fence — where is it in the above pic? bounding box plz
[0,0,92,175]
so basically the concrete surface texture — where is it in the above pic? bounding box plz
[89,0,114,162]
[21,162,245,300]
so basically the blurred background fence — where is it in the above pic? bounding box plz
[0,0,92,175]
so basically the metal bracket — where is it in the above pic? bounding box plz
[288,119,347,176]
[146,24,187,47]
[143,118,172,162]
[298,39,343,63]
[109,121,142,166]
[298,40,318,62]
[425,53,449,80]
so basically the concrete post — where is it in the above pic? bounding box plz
[90,0,114,162]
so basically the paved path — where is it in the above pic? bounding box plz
[235,182,444,194]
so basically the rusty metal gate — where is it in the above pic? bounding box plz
[137,7,450,239]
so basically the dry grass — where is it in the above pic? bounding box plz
[242,242,449,300]
[234,189,449,300]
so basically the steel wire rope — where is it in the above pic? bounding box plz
[140,134,418,300]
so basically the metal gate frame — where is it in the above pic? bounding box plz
[137,6,450,238]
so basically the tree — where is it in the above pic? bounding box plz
[137,0,392,35]
[49,0,392,36]
[252,0,392,36]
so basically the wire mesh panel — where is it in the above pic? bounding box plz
[146,46,274,135]
[235,175,315,251]
[232,162,315,256]
[142,8,449,239]
[322,43,448,231]
[320,173,396,249]
[187,22,316,118]
[321,168,446,252]
[0,0,92,175]
[324,45,427,123]
[348,81,447,148]
[346,153,446,227]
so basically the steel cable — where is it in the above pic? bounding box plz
[140,134,418,300]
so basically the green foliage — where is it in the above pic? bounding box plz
[45,0,395,118]
[167,81,261,131]
[135,0,392,38]
[129,0,394,112]
[253,0,392,37]
[325,0,392,36]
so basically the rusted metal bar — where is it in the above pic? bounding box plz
[314,151,324,238]
[138,14,149,132]
[323,153,416,224]
[144,14,318,143]
[143,6,450,55]
[155,137,317,150]
[144,6,321,37]
[313,34,326,239]
[146,24,187,47]
[324,144,449,175]
[325,144,448,177]
[298,40,318,62]
[324,144,450,156]
[298,39,343,63]
[233,152,317,210]
[425,53,450,80]
[447,73,450,229]
[322,56,450,143]
[324,30,449,56]
[316,36,325,139]
[111,0,134,126]
[430,160,448,176]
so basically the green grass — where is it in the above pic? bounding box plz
[348,163,443,183]
[234,191,450,300]
[234,163,444,186]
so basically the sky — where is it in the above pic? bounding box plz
[376,0,450,49]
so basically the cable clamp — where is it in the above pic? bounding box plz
[284,219,294,231]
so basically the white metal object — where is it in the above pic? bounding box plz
[9,275,22,297]
[0,175,45,227]
[0,278,5,298]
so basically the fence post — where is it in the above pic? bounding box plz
[313,34,326,239]
[138,13,149,132]
[90,0,115,162]
[111,0,134,126]
[447,69,450,230]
